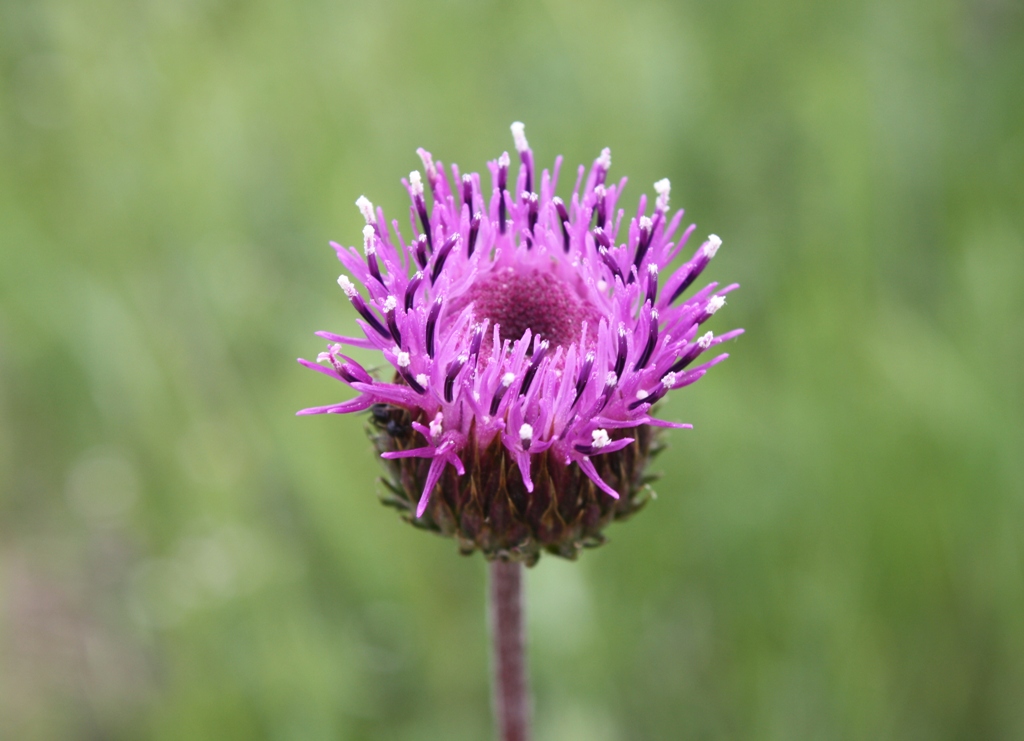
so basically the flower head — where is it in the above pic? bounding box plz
[299,123,743,563]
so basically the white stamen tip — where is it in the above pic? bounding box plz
[639,215,653,230]
[429,412,443,439]
[651,309,660,321]
[636,389,650,400]
[595,183,606,198]
[362,224,376,254]
[698,331,714,350]
[606,371,618,387]
[337,275,358,297]
[654,178,671,211]
[597,279,608,292]
[519,423,533,441]
[510,121,529,153]
[706,295,726,315]
[396,351,411,368]
[647,262,659,275]
[662,371,677,388]
[316,352,331,363]
[355,196,375,224]
[502,372,516,386]
[498,152,510,169]
[705,234,722,257]
[382,295,397,313]
[416,373,429,387]
[618,322,626,336]
[591,429,611,449]
[409,170,424,197]
[597,147,612,170]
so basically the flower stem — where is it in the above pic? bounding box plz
[489,559,531,741]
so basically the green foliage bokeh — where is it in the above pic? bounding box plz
[1,0,1023,738]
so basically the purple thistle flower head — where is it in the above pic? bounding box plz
[299,123,743,564]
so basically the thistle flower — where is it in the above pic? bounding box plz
[299,123,742,564]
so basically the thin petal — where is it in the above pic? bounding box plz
[416,456,449,518]
[514,450,534,492]
[295,396,373,416]
[577,456,620,499]
[380,446,435,460]
[297,357,345,382]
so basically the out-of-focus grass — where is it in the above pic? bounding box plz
[1,0,1022,738]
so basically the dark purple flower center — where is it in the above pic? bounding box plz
[464,266,599,348]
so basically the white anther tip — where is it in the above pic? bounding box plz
[597,147,612,170]
[355,195,375,224]
[706,295,726,315]
[409,170,423,196]
[591,429,611,449]
[654,178,671,211]
[396,351,411,368]
[706,234,722,257]
[519,423,533,440]
[510,122,529,153]
[337,275,357,297]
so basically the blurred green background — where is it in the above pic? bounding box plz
[2,0,1023,738]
